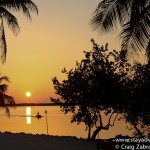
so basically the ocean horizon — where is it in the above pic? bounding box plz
[0,106,133,139]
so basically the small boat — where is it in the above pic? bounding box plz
[35,114,43,119]
[35,112,43,119]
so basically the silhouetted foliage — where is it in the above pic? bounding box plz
[51,40,150,139]
[124,63,150,137]
[0,76,15,116]
[91,0,150,59]
[0,0,38,63]
[51,39,130,139]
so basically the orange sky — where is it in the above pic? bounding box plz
[0,0,122,103]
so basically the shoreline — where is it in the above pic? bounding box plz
[0,132,97,150]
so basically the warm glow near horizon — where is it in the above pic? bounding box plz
[1,0,122,103]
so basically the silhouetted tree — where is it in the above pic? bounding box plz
[123,63,150,137]
[51,39,150,139]
[0,0,38,63]
[91,0,150,59]
[51,39,132,139]
[0,75,15,116]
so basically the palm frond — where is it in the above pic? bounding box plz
[0,84,8,93]
[5,106,10,116]
[0,20,7,64]
[0,76,10,83]
[0,7,20,63]
[146,41,150,64]
[0,92,15,116]
[0,76,9,93]
[0,0,38,63]
[121,21,140,52]
[121,0,150,53]
[0,93,15,105]
[91,0,131,33]
[0,7,20,35]
[91,0,150,55]
[0,0,38,20]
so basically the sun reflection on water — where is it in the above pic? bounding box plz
[26,107,31,124]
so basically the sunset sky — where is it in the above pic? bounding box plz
[0,0,122,103]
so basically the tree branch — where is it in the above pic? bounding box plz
[102,111,118,130]
[98,109,103,127]
[110,112,119,127]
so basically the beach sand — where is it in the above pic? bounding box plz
[0,132,100,150]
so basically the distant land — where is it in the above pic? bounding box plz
[8,103,78,107]
[12,103,59,106]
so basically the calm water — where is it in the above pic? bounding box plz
[0,106,132,139]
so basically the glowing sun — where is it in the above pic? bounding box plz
[26,92,31,97]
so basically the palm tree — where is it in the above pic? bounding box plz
[0,75,15,116]
[0,0,38,63]
[91,0,150,59]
